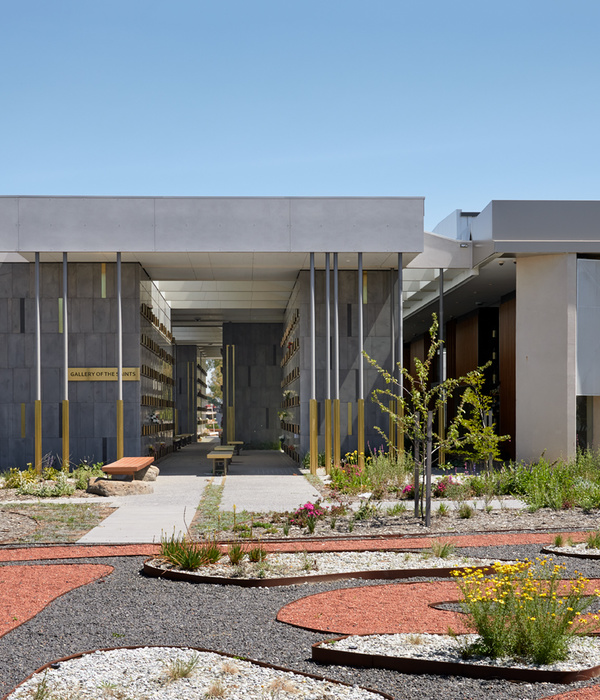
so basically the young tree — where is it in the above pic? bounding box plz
[206,359,223,403]
[364,314,508,522]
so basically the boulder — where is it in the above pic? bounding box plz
[134,465,160,481]
[87,478,153,497]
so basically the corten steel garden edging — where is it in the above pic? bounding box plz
[143,557,493,587]
[312,636,600,685]
[541,546,600,560]
[1,644,394,700]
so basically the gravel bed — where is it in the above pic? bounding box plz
[2,548,600,700]
[151,550,502,580]
[330,634,600,672]
[6,647,384,699]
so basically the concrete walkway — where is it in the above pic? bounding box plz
[77,440,319,544]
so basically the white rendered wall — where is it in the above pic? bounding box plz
[515,254,577,462]
[576,259,600,395]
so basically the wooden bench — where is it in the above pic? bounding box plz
[227,441,244,455]
[207,451,232,476]
[102,457,155,479]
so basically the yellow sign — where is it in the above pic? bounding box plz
[68,368,140,381]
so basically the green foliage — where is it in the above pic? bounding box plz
[586,531,600,550]
[454,559,599,664]
[164,652,201,682]
[364,314,509,464]
[227,542,247,565]
[18,471,75,497]
[458,503,475,519]
[159,533,222,571]
[354,498,380,521]
[247,545,268,563]
[430,539,456,559]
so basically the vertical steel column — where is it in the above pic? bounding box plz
[324,253,332,474]
[389,269,396,451]
[438,268,445,466]
[333,253,341,466]
[116,253,124,460]
[34,253,42,473]
[397,253,404,456]
[309,253,318,474]
[357,253,365,468]
[62,253,69,468]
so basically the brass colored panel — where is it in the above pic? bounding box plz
[357,398,365,468]
[116,399,124,460]
[324,398,332,474]
[362,271,368,304]
[58,298,63,333]
[101,263,107,299]
[68,368,140,381]
[310,399,318,474]
[62,400,70,468]
[35,400,42,473]
[333,399,341,467]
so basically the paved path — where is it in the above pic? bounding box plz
[77,440,318,543]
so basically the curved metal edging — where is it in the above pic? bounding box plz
[312,637,600,685]
[541,546,600,560]
[143,557,491,588]
[1,644,393,700]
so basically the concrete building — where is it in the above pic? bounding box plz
[0,196,599,470]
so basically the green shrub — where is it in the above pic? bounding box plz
[247,545,268,563]
[430,539,455,559]
[453,559,599,664]
[159,534,222,571]
[227,542,246,565]
[586,531,600,550]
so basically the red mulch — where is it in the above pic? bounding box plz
[0,563,113,637]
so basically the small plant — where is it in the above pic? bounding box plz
[386,502,407,517]
[164,652,201,682]
[586,531,600,550]
[401,483,415,500]
[248,545,268,563]
[300,549,317,571]
[407,634,424,645]
[354,498,380,521]
[453,559,600,664]
[227,542,246,565]
[32,672,52,700]
[265,677,298,697]
[289,501,327,527]
[554,534,564,547]
[430,539,456,559]
[436,502,450,517]
[330,516,337,529]
[282,522,290,536]
[458,503,475,519]
[306,515,316,534]
[160,533,222,571]
[348,518,355,533]
[204,679,227,697]
[220,661,239,675]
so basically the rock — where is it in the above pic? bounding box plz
[87,478,153,497]
[134,465,160,482]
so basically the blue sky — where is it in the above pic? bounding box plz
[2,0,598,229]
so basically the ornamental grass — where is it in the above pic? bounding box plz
[452,559,600,665]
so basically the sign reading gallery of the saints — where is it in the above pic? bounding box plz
[68,368,140,381]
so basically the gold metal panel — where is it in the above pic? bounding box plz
[35,400,42,473]
[309,399,318,474]
[333,399,341,467]
[68,368,140,381]
[324,398,332,474]
[62,400,70,468]
[357,398,365,468]
[101,263,107,298]
[116,399,124,460]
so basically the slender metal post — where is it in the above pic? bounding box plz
[389,269,396,451]
[34,253,42,473]
[397,253,404,456]
[333,253,340,466]
[62,253,69,468]
[116,253,124,460]
[413,412,420,518]
[438,268,445,466]
[357,253,365,468]
[324,253,332,474]
[426,410,433,527]
[309,253,318,474]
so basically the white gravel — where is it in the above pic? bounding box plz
[6,646,384,699]
[330,633,600,672]
[545,543,600,557]
[153,550,501,579]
